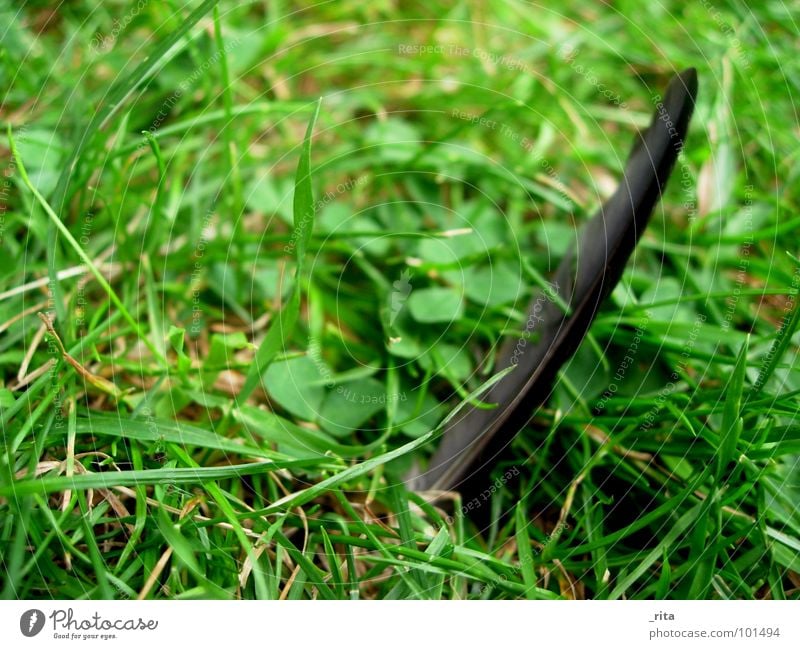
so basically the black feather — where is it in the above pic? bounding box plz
[408,68,699,494]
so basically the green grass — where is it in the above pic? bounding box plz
[1,0,798,600]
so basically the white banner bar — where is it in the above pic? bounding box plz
[1,600,796,648]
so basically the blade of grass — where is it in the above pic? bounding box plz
[168,445,269,600]
[717,335,748,480]
[239,98,322,402]
[46,0,220,323]
[608,502,704,600]
[261,365,515,514]
[73,413,281,461]
[319,526,345,598]
[212,5,243,217]
[515,501,538,599]
[8,127,167,366]
[3,460,317,497]
[753,272,800,391]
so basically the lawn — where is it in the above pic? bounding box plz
[1,0,798,600]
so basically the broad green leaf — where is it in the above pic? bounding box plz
[264,356,327,422]
[363,118,421,163]
[408,287,464,323]
[461,262,524,306]
[395,389,445,438]
[235,404,388,458]
[419,343,472,381]
[318,377,387,436]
